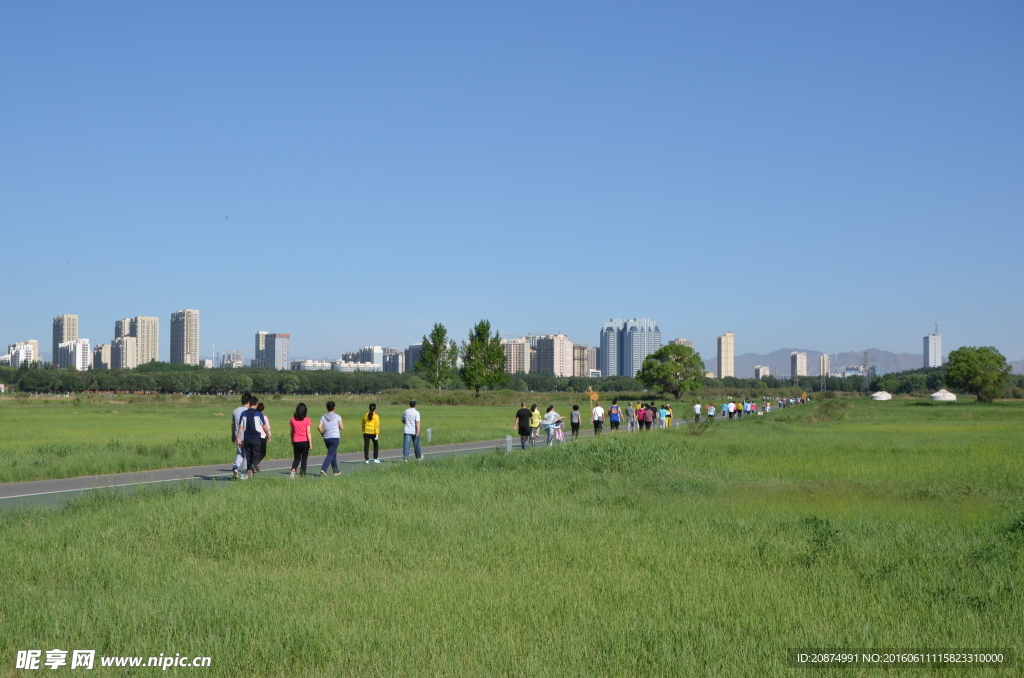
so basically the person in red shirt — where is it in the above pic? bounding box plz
[289,403,313,477]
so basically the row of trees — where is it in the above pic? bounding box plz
[622,343,1020,403]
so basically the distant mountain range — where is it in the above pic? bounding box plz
[702,348,937,379]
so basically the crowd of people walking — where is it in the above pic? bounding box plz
[231,393,807,475]
[231,393,423,479]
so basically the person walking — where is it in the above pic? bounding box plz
[529,404,541,446]
[231,392,252,479]
[592,401,605,435]
[513,401,532,450]
[644,403,656,430]
[658,404,668,429]
[289,403,312,477]
[707,403,716,419]
[693,401,701,423]
[255,402,271,472]
[625,402,636,432]
[665,403,673,428]
[362,403,381,464]
[542,405,564,446]
[608,400,622,432]
[318,401,344,476]
[236,397,268,480]
[569,404,582,440]
[402,399,422,461]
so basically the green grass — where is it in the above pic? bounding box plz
[1,399,1022,676]
[0,393,604,483]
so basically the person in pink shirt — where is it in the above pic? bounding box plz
[289,403,313,477]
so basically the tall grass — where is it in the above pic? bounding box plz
[2,400,1022,675]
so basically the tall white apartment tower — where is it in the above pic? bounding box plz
[57,338,91,371]
[52,315,79,367]
[819,353,831,377]
[115,316,159,365]
[791,351,808,378]
[170,309,200,365]
[717,332,735,379]
[924,326,942,368]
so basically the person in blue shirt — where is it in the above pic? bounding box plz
[608,400,622,432]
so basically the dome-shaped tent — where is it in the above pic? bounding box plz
[871,391,892,401]
[930,389,957,402]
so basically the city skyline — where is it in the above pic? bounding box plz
[3,308,1014,377]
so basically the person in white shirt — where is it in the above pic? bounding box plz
[401,399,422,461]
[592,402,605,435]
[542,406,564,446]
[693,402,702,423]
[231,393,251,479]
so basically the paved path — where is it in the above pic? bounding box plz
[0,431,598,504]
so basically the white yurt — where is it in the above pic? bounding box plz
[931,389,957,402]
[871,391,892,401]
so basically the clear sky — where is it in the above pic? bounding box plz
[2,1,1021,363]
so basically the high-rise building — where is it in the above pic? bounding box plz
[57,338,90,371]
[383,347,405,373]
[717,332,735,379]
[357,346,384,367]
[791,351,808,378]
[405,344,423,374]
[572,345,589,378]
[599,320,625,377]
[52,315,78,367]
[600,318,661,378]
[623,319,660,378]
[501,337,532,374]
[115,316,159,365]
[111,336,139,369]
[7,340,40,365]
[170,310,200,365]
[671,338,694,349]
[535,334,574,377]
[754,365,770,379]
[819,354,831,378]
[924,326,942,368]
[93,344,111,370]
[133,317,159,364]
[253,332,291,370]
[9,343,36,368]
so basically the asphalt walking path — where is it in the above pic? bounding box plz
[0,428,604,509]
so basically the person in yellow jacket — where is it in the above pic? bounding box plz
[362,403,381,464]
[529,404,542,446]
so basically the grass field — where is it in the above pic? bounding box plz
[2,399,1021,675]
[0,393,618,483]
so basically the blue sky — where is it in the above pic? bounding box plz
[2,1,1021,363]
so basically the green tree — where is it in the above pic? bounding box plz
[635,344,705,399]
[460,320,509,394]
[945,346,1011,403]
[417,323,459,395]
